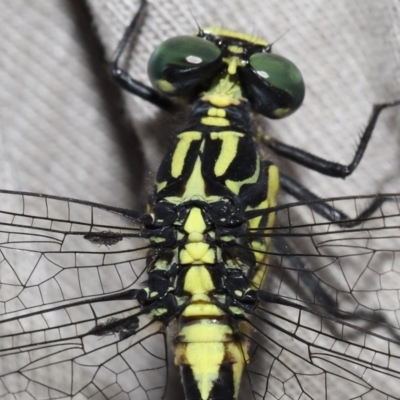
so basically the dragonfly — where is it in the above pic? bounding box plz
[1,1,400,400]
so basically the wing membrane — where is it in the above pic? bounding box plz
[261,196,400,329]
[1,317,166,399]
[0,192,168,399]
[2,191,400,399]
[0,191,148,311]
[243,194,400,399]
[243,302,400,399]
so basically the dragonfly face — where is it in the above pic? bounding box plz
[3,0,395,398]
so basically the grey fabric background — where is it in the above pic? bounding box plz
[1,0,399,213]
[0,1,399,398]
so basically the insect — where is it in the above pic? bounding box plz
[1,1,400,400]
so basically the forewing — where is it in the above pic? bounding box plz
[0,191,168,399]
[244,304,400,400]
[0,190,148,308]
[264,195,400,330]
[245,194,400,399]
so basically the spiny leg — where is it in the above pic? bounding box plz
[280,173,387,227]
[111,0,176,111]
[263,99,400,178]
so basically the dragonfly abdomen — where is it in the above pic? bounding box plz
[175,309,248,400]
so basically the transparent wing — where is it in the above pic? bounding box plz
[2,191,400,400]
[245,304,400,400]
[244,194,400,399]
[0,190,168,400]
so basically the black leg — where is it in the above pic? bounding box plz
[260,239,400,337]
[280,173,387,227]
[263,100,400,178]
[272,238,338,311]
[111,0,177,112]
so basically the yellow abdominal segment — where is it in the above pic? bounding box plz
[175,320,248,400]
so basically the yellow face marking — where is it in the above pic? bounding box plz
[210,131,244,177]
[227,45,243,54]
[201,116,230,126]
[223,57,246,75]
[202,27,268,47]
[203,95,241,108]
[183,266,215,294]
[203,73,243,107]
[171,131,202,178]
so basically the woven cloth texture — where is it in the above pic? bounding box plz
[0,0,399,210]
[0,2,399,398]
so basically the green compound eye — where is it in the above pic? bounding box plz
[241,52,305,118]
[148,35,222,96]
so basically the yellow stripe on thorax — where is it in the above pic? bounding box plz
[210,131,244,177]
[171,131,202,178]
[249,164,279,288]
[225,156,260,195]
[181,154,206,200]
